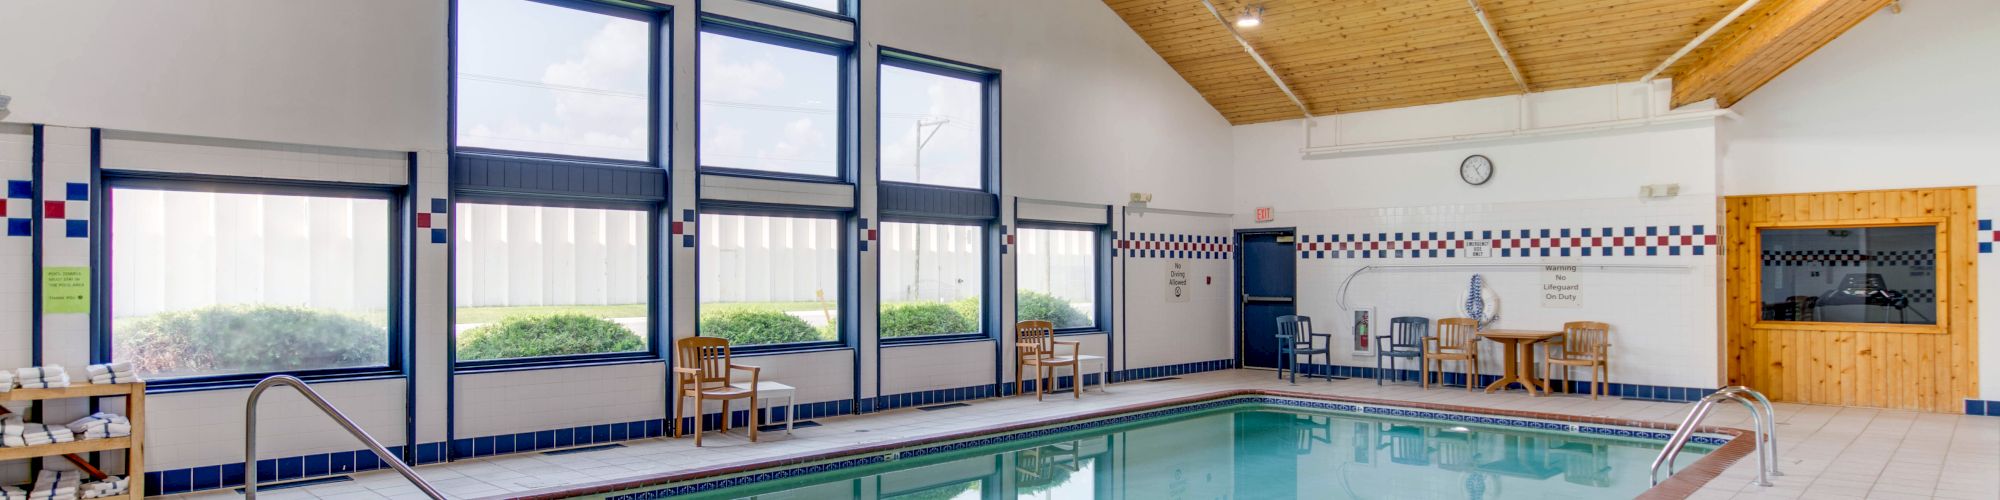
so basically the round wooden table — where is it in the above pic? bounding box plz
[1476,329,1563,396]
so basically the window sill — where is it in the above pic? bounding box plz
[1053,330,1107,337]
[143,370,406,395]
[881,334,991,347]
[699,168,849,186]
[730,343,853,358]
[454,354,664,375]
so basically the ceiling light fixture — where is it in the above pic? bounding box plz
[1236,4,1263,28]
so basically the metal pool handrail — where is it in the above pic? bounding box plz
[1649,386,1779,487]
[245,375,445,499]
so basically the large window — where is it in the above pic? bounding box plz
[698,27,842,178]
[107,183,395,382]
[880,221,983,340]
[762,0,842,15]
[456,0,654,162]
[699,212,843,347]
[1016,226,1099,330]
[454,203,653,363]
[1760,225,1939,325]
[879,61,985,190]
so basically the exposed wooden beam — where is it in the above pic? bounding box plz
[1197,0,1315,118]
[1466,0,1530,93]
[1668,0,1893,108]
[1640,0,1762,83]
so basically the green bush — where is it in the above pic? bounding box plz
[880,302,976,338]
[457,314,643,361]
[949,297,981,326]
[699,307,827,346]
[114,304,388,376]
[1016,290,1090,329]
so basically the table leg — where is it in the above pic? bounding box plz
[1100,361,1111,393]
[786,394,796,435]
[1517,340,1542,396]
[1485,339,1518,393]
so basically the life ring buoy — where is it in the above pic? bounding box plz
[1459,274,1500,326]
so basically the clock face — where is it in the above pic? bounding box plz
[1460,155,1493,185]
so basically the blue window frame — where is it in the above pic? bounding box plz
[450,0,670,371]
[742,0,850,20]
[1015,221,1110,334]
[698,17,854,183]
[96,174,407,391]
[878,49,997,192]
[695,204,851,354]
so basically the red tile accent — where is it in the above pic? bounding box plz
[1705,235,1718,246]
[42,201,64,219]
[416,213,431,229]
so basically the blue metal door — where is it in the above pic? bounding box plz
[1238,230,1296,370]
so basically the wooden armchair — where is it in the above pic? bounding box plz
[1015,320,1081,400]
[1545,321,1611,399]
[672,337,760,446]
[1424,318,1482,391]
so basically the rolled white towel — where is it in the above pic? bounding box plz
[0,371,13,393]
[16,366,65,380]
[1,415,24,436]
[77,423,131,439]
[0,485,27,500]
[64,413,128,435]
[18,374,69,389]
[30,470,79,500]
[83,363,130,377]
[86,373,136,385]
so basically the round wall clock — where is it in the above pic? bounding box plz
[1460,154,1494,186]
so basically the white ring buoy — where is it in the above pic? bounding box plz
[1459,275,1501,326]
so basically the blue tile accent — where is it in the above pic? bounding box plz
[161,468,192,494]
[191,466,221,491]
[65,219,87,238]
[331,451,354,473]
[304,453,330,477]
[6,180,31,198]
[65,182,88,201]
[430,227,446,243]
[221,463,245,489]
[682,234,695,247]
[1983,220,1993,231]
[1984,242,1994,254]
[430,197,448,214]
[6,218,28,236]
[144,472,162,497]
[682,209,695,222]
[278,456,303,480]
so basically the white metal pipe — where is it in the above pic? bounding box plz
[1334,263,1693,311]
[1199,0,1313,119]
[1641,0,1764,83]
[1468,0,1531,93]
[1300,108,1736,156]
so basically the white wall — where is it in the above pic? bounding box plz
[1231,88,1726,389]
[1718,0,2000,399]
[0,0,1243,483]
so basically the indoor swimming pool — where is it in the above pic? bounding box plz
[590,398,1723,499]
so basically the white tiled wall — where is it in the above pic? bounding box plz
[1288,196,1722,388]
[1121,211,1236,370]
[453,363,664,439]
[880,341,994,395]
[146,378,406,471]
[0,124,31,370]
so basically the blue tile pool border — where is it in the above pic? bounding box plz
[589,393,1742,500]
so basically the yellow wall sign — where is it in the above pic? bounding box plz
[42,267,89,314]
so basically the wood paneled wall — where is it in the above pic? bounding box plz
[1724,187,1979,412]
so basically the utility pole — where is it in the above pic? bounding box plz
[911,117,949,300]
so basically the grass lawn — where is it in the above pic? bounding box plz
[454,304,649,324]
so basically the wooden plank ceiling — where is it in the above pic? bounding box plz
[1105,0,1893,125]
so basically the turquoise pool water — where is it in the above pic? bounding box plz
[618,403,1712,499]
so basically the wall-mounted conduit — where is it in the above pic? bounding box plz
[1333,263,1692,311]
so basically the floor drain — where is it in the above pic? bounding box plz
[543,443,625,456]
[917,403,971,411]
[236,475,351,493]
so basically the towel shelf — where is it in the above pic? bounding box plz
[0,383,141,401]
[0,437,133,461]
[0,381,144,500]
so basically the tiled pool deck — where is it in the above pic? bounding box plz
[165,369,1998,500]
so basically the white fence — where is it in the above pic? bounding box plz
[112,195,1096,317]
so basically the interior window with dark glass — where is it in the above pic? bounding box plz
[1759,226,1937,324]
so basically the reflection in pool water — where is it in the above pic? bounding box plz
[658,406,1708,500]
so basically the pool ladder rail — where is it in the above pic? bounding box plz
[245,375,446,500]
[1649,386,1782,487]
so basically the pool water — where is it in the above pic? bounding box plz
[636,405,1711,499]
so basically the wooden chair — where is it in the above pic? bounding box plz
[1545,321,1611,399]
[1424,318,1481,391]
[1015,320,1081,400]
[672,337,760,446]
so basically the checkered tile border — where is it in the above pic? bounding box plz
[415,197,448,244]
[1297,224,1715,259]
[1981,219,1999,253]
[1761,249,1934,267]
[39,181,90,238]
[1118,232,1233,260]
[3,180,30,237]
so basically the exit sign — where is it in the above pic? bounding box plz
[1255,206,1274,222]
